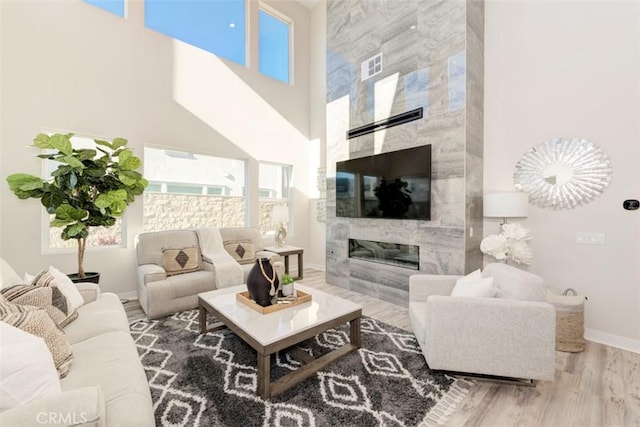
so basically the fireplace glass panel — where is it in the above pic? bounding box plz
[348,238,419,270]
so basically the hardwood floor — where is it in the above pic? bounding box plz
[124,268,640,427]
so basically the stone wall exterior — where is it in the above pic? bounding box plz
[50,194,288,249]
[326,0,484,306]
[143,193,286,236]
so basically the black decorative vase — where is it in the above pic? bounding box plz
[246,258,279,307]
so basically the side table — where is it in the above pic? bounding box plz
[264,245,304,280]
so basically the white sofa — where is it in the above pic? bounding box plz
[0,260,154,427]
[409,263,556,382]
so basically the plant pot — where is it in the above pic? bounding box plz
[281,283,294,297]
[67,272,100,284]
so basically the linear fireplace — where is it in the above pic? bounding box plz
[348,238,419,270]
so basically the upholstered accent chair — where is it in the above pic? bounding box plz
[409,263,556,382]
[136,229,216,319]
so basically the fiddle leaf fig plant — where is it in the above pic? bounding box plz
[6,133,148,278]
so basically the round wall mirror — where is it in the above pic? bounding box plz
[513,137,612,210]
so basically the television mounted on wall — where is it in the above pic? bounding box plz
[336,145,431,220]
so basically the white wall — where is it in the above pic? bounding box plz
[0,0,314,295]
[306,0,327,270]
[485,0,640,351]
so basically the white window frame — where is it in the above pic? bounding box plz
[258,2,294,85]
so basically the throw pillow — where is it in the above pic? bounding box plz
[455,269,483,286]
[1,285,68,327]
[0,322,62,411]
[29,271,78,327]
[0,296,73,378]
[162,246,202,276]
[47,266,85,310]
[451,276,496,298]
[0,258,22,290]
[223,240,256,265]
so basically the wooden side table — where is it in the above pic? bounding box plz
[264,245,304,280]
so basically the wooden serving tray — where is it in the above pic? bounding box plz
[236,290,312,314]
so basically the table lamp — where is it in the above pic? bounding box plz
[483,192,529,226]
[271,206,289,247]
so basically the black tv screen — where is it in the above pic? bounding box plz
[336,145,431,220]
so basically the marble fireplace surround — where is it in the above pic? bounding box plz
[325,0,484,307]
[349,238,420,270]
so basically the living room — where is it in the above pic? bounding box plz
[0,0,638,426]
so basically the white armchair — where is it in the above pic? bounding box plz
[409,263,556,382]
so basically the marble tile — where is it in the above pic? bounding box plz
[378,286,410,308]
[416,0,466,66]
[466,0,485,40]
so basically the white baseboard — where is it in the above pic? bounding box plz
[304,263,325,271]
[585,328,640,354]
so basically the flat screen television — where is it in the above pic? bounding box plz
[336,145,431,220]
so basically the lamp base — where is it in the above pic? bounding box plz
[275,224,287,247]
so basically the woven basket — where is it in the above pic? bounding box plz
[547,290,585,352]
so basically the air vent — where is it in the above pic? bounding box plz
[361,53,383,81]
[346,107,424,139]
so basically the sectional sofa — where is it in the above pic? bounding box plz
[0,259,154,427]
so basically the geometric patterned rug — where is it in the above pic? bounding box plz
[130,310,472,426]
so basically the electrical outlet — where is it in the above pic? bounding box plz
[576,232,606,245]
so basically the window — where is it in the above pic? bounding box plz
[42,133,124,252]
[84,0,125,17]
[259,7,291,83]
[259,162,291,236]
[145,0,246,66]
[143,147,246,232]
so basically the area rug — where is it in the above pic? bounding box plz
[130,310,472,427]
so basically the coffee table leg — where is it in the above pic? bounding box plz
[199,305,207,334]
[350,317,361,348]
[257,353,271,399]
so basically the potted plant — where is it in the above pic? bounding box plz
[280,273,295,297]
[6,133,148,281]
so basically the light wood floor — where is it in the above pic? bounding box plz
[124,268,640,427]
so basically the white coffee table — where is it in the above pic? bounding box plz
[198,284,362,399]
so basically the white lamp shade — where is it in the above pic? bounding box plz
[271,206,289,224]
[484,192,529,218]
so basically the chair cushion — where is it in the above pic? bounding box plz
[63,293,129,345]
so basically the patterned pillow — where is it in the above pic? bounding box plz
[223,240,256,265]
[1,285,69,327]
[0,295,73,378]
[162,246,201,276]
[28,271,78,327]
